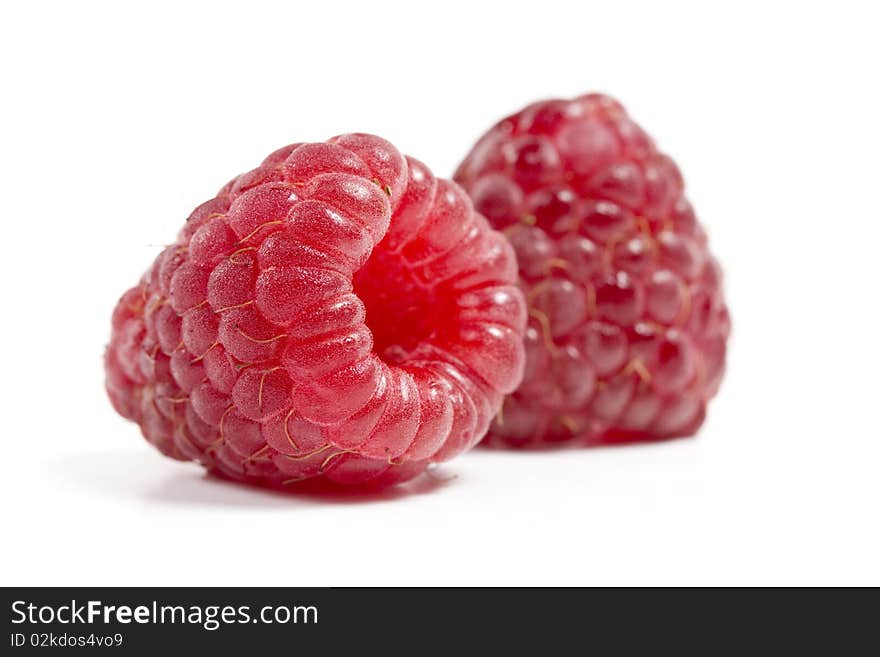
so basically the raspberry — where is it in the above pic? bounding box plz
[454,94,730,447]
[106,134,526,487]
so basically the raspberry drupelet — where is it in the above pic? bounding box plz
[454,94,730,448]
[106,134,526,487]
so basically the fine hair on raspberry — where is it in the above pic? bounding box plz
[106,133,526,487]
[455,94,730,447]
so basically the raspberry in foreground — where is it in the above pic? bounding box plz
[106,134,526,486]
[454,94,730,447]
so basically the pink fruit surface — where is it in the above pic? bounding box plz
[455,94,730,447]
[106,134,526,486]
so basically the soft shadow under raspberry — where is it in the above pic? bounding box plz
[51,448,455,507]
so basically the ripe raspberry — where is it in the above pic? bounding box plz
[454,94,730,447]
[106,134,526,487]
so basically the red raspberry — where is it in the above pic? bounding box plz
[454,94,730,447]
[106,134,526,487]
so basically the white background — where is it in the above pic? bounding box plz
[1,1,878,586]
